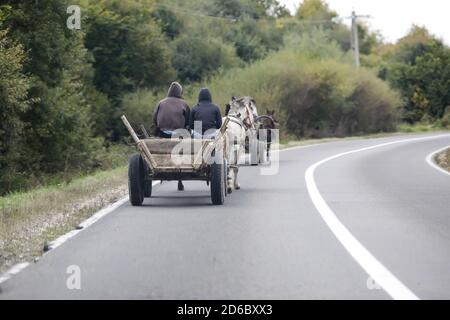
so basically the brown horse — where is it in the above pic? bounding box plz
[255,110,278,162]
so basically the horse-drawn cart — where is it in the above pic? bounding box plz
[121,115,229,206]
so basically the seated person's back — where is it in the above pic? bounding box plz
[190,88,222,136]
[153,82,190,137]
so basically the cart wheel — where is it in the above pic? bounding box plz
[143,180,152,198]
[210,151,225,205]
[142,160,152,198]
[128,154,144,206]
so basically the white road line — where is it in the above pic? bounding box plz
[0,263,30,284]
[0,181,161,285]
[46,180,161,251]
[305,134,449,300]
[426,145,450,177]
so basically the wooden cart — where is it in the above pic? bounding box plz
[121,115,230,206]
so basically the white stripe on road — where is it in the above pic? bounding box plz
[426,145,450,177]
[0,181,161,285]
[305,134,450,300]
[0,263,30,284]
[46,180,161,251]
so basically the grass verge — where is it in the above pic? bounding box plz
[435,148,450,173]
[0,167,127,273]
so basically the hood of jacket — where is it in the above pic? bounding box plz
[167,82,182,98]
[198,88,212,103]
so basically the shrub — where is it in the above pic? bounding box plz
[171,35,241,82]
[184,48,400,139]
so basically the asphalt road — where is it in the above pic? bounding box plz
[1,133,449,299]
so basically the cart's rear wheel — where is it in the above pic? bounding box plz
[210,150,225,205]
[143,180,152,198]
[142,160,152,198]
[128,154,145,206]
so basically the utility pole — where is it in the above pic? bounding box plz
[351,11,360,68]
[342,10,371,68]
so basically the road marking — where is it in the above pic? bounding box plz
[305,134,450,300]
[0,181,161,285]
[0,263,30,284]
[46,180,161,251]
[426,145,450,177]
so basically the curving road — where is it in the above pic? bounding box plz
[1,133,449,299]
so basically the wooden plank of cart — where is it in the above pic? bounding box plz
[121,115,230,206]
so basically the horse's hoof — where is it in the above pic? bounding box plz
[178,183,184,191]
[235,185,241,190]
[227,187,233,194]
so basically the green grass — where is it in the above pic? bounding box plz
[397,123,446,133]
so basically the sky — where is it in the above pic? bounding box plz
[279,0,450,45]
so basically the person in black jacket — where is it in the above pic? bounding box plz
[189,88,222,138]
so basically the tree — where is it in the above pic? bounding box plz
[171,35,240,82]
[383,26,450,123]
[84,0,175,100]
[152,7,184,39]
[0,29,31,192]
[296,0,337,21]
[83,0,175,139]
[2,0,100,181]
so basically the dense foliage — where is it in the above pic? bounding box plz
[0,0,449,194]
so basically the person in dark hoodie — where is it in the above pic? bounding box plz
[189,88,222,138]
[153,82,190,191]
[153,82,190,138]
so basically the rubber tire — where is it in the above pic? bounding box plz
[142,160,152,198]
[128,154,144,206]
[143,180,152,198]
[210,163,225,205]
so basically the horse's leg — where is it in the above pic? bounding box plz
[226,139,235,194]
[178,180,184,191]
[227,168,234,194]
[233,149,241,190]
[234,166,240,190]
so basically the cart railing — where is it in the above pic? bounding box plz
[121,115,158,171]
[121,115,230,173]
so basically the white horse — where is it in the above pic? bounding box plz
[223,96,258,193]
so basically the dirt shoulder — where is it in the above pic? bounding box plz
[0,167,127,274]
[435,148,450,172]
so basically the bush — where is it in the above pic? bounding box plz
[171,35,241,82]
[120,89,161,134]
[185,48,400,138]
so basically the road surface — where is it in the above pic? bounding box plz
[1,133,449,299]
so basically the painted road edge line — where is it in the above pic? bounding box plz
[0,263,30,284]
[304,135,450,300]
[0,181,161,285]
[426,145,450,177]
